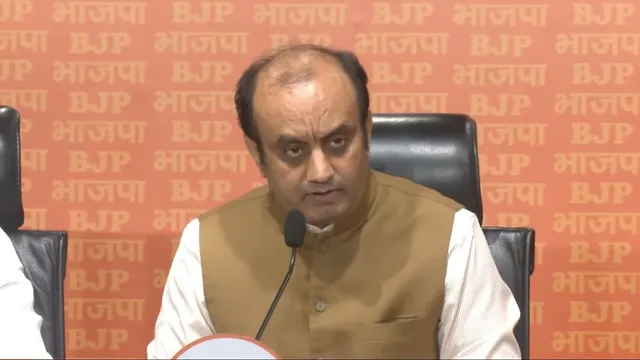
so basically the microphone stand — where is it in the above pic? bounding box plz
[255,248,298,341]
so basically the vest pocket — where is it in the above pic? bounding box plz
[350,319,429,359]
[352,318,422,342]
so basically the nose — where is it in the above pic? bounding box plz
[306,149,334,184]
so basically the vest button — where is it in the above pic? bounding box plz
[315,300,328,312]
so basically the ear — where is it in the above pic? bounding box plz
[243,136,265,177]
[365,111,373,150]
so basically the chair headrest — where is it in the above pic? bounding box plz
[369,113,483,224]
[0,106,24,230]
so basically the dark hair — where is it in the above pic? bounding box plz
[234,44,370,146]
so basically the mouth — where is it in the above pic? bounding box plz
[306,189,342,203]
[311,189,336,196]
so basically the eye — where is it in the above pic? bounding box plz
[284,146,303,158]
[328,136,347,148]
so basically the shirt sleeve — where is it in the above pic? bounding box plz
[438,209,522,359]
[146,218,216,359]
[0,228,52,359]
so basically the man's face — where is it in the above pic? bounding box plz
[248,61,371,228]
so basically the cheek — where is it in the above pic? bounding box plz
[333,153,364,180]
[266,160,304,190]
[345,141,368,163]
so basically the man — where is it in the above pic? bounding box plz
[0,227,52,359]
[148,44,521,359]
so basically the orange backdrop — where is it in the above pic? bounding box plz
[2,0,639,358]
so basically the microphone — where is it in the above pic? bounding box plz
[255,209,306,341]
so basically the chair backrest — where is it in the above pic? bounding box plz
[0,105,68,359]
[369,113,483,224]
[369,113,534,358]
[0,106,24,230]
[8,230,68,359]
[483,227,535,359]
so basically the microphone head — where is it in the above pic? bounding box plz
[283,209,306,248]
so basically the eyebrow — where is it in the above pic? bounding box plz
[275,124,353,146]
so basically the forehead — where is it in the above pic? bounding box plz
[252,60,358,139]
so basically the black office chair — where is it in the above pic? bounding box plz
[370,113,535,359]
[483,227,535,358]
[0,105,68,359]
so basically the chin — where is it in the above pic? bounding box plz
[305,202,349,226]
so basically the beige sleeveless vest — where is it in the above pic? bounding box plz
[199,170,463,359]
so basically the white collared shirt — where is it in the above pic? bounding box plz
[147,208,522,359]
[0,227,52,359]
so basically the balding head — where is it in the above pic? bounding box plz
[234,44,373,228]
[234,44,370,145]
[257,44,347,88]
